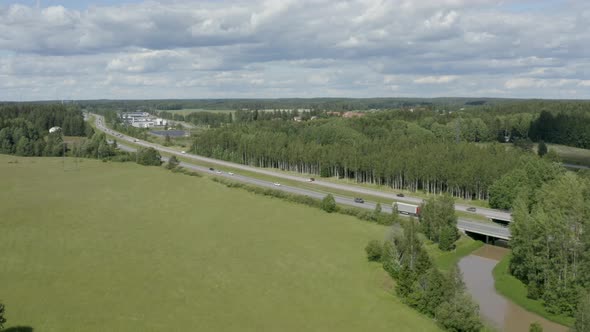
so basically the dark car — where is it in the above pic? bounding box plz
[396,193,405,197]
[209,168,214,171]
[466,207,477,212]
[354,198,364,203]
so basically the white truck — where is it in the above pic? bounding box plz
[393,202,420,216]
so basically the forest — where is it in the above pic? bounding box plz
[186,100,590,207]
[0,104,89,157]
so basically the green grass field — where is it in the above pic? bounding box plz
[546,143,590,167]
[492,254,574,327]
[0,155,442,332]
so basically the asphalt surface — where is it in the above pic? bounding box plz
[96,114,511,240]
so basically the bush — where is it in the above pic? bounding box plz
[166,155,180,170]
[527,281,542,300]
[435,293,482,332]
[321,194,337,213]
[365,240,382,261]
[136,147,162,166]
[537,141,548,157]
[110,152,135,162]
[529,322,543,332]
[438,225,458,251]
[0,302,5,329]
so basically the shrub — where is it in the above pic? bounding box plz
[166,155,180,170]
[321,194,337,213]
[435,293,482,332]
[529,322,543,332]
[136,147,162,166]
[365,240,382,261]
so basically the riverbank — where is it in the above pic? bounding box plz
[460,246,569,332]
[426,236,484,271]
[492,254,575,327]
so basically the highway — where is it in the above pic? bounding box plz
[95,114,511,240]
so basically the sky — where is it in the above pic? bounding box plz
[0,0,588,101]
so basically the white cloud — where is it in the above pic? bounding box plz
[0,0,589,100]
[414,76,458,84]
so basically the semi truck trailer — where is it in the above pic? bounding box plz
[393,202,420,216]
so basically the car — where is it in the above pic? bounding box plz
[308,178,315,182]
[228,172,234,175]
[209,167,214,171]
[354,197,364,203]
[273,183,281,186]
[396,193,405,197]
[181,151,186,154]
[133,139,139,142]
[466,207,477,212]
[216,170,222,174]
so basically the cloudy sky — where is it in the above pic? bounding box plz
[0,0,588,100]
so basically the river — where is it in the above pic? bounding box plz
[458,245,568,332]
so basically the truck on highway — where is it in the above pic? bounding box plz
[393,202,420,216]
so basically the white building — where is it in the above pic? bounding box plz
[121,111,167,128]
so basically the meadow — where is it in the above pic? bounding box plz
[546,143,590,167]
[0,155,441,332]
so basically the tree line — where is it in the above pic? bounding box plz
[529,110,590,149]
[191,116,535,201]
[509,171,590,323]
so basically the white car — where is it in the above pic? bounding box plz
[216,170,222,174]
[273,183,281,186]
[181,151,186,154]
[228,172,234,175]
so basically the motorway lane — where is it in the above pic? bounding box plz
[112,137,511,239]
[97,114,512,237]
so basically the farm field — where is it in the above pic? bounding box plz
[546,143,590,167]
[0,155,441,332]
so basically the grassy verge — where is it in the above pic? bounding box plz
[492,254,574,327]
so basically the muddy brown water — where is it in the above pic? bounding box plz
[458,245,568,332]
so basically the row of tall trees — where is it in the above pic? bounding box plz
[372,220,482,331]
[191,117,532,201]
[509,172,590,317]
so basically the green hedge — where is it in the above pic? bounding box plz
[211,177,396,225]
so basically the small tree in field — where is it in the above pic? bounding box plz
[365,240,382,261]
[537,141,548,157]
[321,194,336,213]
[166,155,180,170]
[529,322,543,332]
